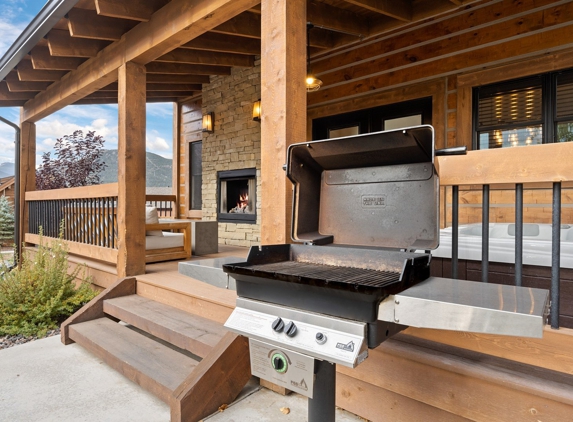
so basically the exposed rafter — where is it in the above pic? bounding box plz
[30,46,85,70]
[211,13,261,39]
[145,62,232,76]
[146,73,210,84]
[182,32,261,55]
[16,60,67,81]
[345,0,412,22]
[308,1,368,37]
[68,9,137,40]
[0,81,38,100]
[47,29,111,58]
[156,49,254,67]
[5,72,51,91]
[95,0,169,22]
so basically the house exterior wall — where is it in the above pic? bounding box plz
[305,0,573,226]
[200,59,262,247]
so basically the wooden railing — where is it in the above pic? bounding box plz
[145,194,176,218]
[437,142,573,329]
[25,183,119,264]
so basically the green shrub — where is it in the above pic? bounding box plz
[0,196,14,245]
[0,230,98,337]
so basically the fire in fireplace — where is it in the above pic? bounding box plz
[217,168,256,223]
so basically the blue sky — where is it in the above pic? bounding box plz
[0,0,174,166]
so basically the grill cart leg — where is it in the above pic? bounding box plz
[309,360,336,422]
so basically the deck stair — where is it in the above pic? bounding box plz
[61,277,251,422]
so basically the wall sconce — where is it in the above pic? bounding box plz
[202,112,214,133]
[252,99,261,122]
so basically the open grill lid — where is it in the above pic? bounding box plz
[286,125,439,250]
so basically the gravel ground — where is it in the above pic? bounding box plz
[0,328,60,350]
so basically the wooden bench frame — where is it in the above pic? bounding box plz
[145,221,191,263]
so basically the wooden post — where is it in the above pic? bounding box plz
[117,62,146,277]
[18,120,35,261]
[260,0,307,245]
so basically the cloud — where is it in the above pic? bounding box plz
[146,102,173,118]
[146,131,172,158]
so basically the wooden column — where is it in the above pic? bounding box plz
[18,120,35,260]
[117,62,146,277]
[260,0,307,245]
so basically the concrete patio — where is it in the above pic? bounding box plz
[0,335,364,422]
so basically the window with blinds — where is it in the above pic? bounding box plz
[473,69,573,149]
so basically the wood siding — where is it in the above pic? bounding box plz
[178,98,203,219]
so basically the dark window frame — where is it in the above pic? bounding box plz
[473,68,573,149]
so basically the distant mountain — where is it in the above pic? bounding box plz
[97,149,173,187]
[0,162,14,179]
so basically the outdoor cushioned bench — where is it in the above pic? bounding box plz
[145,207,191,263]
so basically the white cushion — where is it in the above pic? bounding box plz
[145,207,163,237]
[145,232,184,250]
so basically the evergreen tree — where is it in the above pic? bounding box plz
[0,195,14,244]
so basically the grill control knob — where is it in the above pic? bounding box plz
[272,317,285,333]
[315,332,327,345]
[271,353,288,373]
[285,321,297,337]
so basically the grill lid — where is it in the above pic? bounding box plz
[286,125,438,250]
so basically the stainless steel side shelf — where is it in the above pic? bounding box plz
[378,277,549,338]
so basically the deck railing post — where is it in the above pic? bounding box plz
[482,184,489,283]
[551,182,561,329]
[515,183,523,286]
[452,185,459,279]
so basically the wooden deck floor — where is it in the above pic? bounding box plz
[136,245,248,323]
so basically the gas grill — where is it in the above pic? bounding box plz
[224,126,549,422]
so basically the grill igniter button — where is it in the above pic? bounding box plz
[315,332,327,345]
[271,352,288,373]
[272,317,285,333]
[285,321,297,337]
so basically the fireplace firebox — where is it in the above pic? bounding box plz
[217,168,256,223]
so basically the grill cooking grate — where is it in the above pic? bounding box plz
[244,260,401,288]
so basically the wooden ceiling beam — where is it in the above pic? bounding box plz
[0,82,38,100]
[5,72,52,92]
[146,73,210,84]
[181,32,260,55]
[307,1,368,37]
[16,60,67,81]
[156,48,254,67]
[211,13,261,39]
[47,29,111,58]
[86,82,205,92]
[145,62,232,75]
[344,0,412,22]
[23,0,258,122]
[30,46,85,71]
[68,9,137,40]
[74,97,180,105]
[85,90,197,98]
[147,83,202,91]
[95,0,169,22]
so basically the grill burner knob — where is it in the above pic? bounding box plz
[271,353,288,373]
[315,332,327,345]
[272,317,285,333]
[285,321,297,337]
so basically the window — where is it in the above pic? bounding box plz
[189,141,202,210]
[312,97,432,140]
[473,69,573,149]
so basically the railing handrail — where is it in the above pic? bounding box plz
[25,183,119,201]
[437,142,573,186]
[145,194,176,202]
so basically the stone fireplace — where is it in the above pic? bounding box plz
[217,168,256,223]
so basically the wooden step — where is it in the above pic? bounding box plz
[103,295,226,358]
[68,317,198,404]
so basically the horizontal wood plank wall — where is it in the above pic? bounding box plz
[178,98,202,219]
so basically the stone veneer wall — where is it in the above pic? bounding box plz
[201,58,261,247]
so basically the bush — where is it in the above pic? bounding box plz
[0,230,98,337]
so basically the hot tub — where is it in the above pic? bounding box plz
[433,223,573,269]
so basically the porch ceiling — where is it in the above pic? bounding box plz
[0,0,475,108]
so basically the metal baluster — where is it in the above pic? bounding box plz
[515,184,523,287]
[452,185,459,279]
[551,182,561,329]
[482,184,489,283]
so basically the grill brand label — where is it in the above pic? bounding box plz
[336,340,355,352]
[362,195,386,208]
[291,378,308,391]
